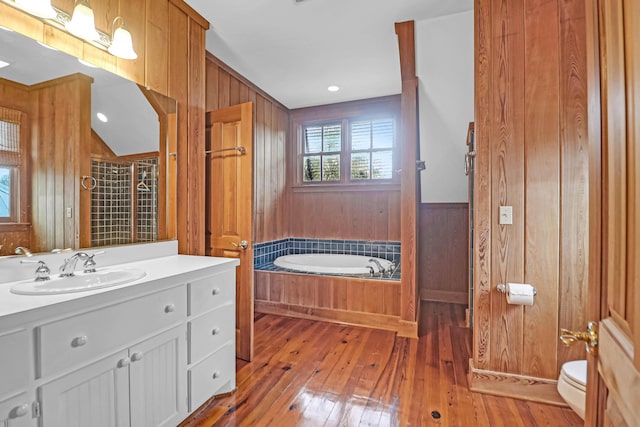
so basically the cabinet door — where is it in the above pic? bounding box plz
[0,394,34,427]
[129,326,186,427]
[39,350,130,427]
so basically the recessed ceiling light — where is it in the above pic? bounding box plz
[78,58,98,68]
[36,41,57,51]
[0,60,10,69]
[96,112,108,123]
[327,85,340,92]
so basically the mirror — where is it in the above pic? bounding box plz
[0,27,177,256]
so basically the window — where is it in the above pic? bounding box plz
[0,107,26,223]
[300,117,396,185]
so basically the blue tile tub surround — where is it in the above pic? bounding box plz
[253,238,401,279]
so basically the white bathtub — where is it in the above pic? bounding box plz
[273,254,393,275]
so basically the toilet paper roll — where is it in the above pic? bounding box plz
[506,283,535,306]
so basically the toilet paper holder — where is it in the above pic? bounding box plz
[496,283,537,296]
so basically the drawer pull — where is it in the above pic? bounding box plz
[164,303,176,313]
[71,335,88,348]
[211,328,221,336]
[12,403,29,418]
[117,357,130,368]
[212,371,220,379]
[131,352,144,362]
[211,288,221,296]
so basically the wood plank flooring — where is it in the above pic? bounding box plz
[180,302,583,426]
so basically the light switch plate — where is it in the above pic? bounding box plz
[66,207,72,218]
[499,206,513,225]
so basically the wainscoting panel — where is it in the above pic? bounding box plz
[254,271,415,336]
[418,203,469,304]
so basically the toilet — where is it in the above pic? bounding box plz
[557,360,587,419]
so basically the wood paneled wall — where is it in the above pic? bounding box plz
[1,0,209,255]
[205,53,289,244]
[255,271,416,336]
[472,0,590,399]
[288,96,402,242]
[419,203,469,304]
[0,79,33,255]
[31,74,93,251]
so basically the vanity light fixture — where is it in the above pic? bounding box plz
[96,112,108,123]
[327,85,340,92]
[108,17,137,60]
[65,0,99,41]
[14,0,56,19]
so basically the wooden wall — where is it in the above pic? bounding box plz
[0,79,32,255]
[471,0,589,402]
[419,203,469,305]
[255,272,416,336]
[0,0,209,255]
[205,52,289,244]
[288,96,402,242]
[31,74,93,251]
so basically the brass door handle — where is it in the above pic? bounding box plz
[560,321,598,356]
[231,240,248,250]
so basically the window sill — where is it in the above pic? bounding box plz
[0,223,32,232]
[292,183,400,193]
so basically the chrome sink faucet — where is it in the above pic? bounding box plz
[59,252,90,277]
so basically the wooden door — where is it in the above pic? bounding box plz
[583,0,640,425]
[206,102,254,362]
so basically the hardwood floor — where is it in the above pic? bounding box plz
[181,302,583,426]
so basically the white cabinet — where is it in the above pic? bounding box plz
[39,326,186,427]
[39,350,130,427]
[0,394,34,427]
[0,257,237,427]
[0,328,34,427]
[187,269,236,412]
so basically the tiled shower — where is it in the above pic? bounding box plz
[90,158,158,247]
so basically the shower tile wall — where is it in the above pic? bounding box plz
[254,238,401,271]
[91,161,132,247]
[90,159,159,246]
[135,160,158,243]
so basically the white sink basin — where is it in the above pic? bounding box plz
[10,268,146,295]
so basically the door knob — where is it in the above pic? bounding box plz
[231,240,248,250]
[560,321,598,356]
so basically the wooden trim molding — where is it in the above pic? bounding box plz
[255,301,417,338]
[395,20,419,324]
[168,0,210,30]
[468,359,568,406]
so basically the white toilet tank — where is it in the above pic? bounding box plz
[557,360,587,419]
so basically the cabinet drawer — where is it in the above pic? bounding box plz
[188,269,235,317]
[0,393,33,427]
[188,303,234,364]
[38,286,186,378]
[0,329,30,398]
[188,344,235,412]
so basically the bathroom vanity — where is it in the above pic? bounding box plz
[0,242,239,427]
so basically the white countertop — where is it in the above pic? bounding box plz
[0,242,239,322]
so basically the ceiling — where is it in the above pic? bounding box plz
[186,0,473,109]
[0,28,160,156]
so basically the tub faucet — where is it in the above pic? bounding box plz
[15,246,33,257]
[59,252,90,277]
[368,258,386,275]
